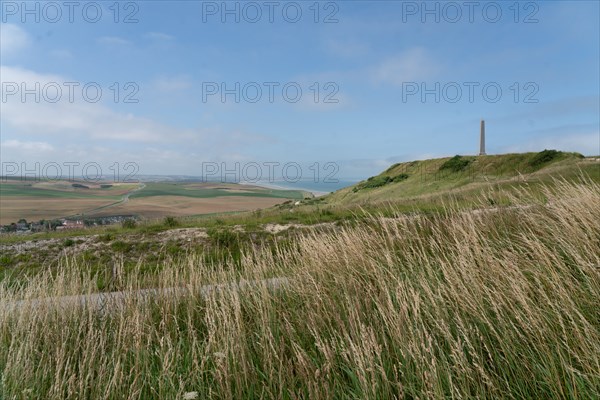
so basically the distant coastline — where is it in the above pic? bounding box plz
[242,180,358,197]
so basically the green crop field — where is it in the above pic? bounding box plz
[129,182,304,200]
[0,182,120,199]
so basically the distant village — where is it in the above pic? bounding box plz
[0,215,137,235]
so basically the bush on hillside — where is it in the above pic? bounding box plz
[122,219,137,229]
[208,228,238,248]
[439,155,474,172]
[163,216,179,228]
[529,149,561,167]
[353,174,409,192]
[110,240,132,253]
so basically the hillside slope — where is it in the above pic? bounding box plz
[326,150,599,205]
[2,178,599,399]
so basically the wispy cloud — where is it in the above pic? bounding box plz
[0,24,31,55]
[501,132,600,156]
[1,65,190,143]
[144,32,174,41]
[0,66,283,173]
[1,139,54,152]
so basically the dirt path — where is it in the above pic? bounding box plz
[2,277,290,315]
[83,182,146,216]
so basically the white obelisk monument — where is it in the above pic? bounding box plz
[479,120,487,156]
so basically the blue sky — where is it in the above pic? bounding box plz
[1,1,599,181]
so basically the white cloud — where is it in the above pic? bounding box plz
[144,32,174,41]
[373,47,441,86]
[0,65,192,143]
[0,24,31,55]
[0,65,284,174]
[1,139,54,152]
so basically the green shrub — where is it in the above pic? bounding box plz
[393,173,409,182]
[353,173,409,192]
[359,176,391,190]
[320,209,335,217]
[208,228,238,248]
[111,241,132,253]
[166,241,183,256]
[0,255,14,268]
[439,155,474,172]
[122,219,137,229]
[529,150,560,167]
[63,239,75,247]
[98,233,114,242]
[163,216,179,228]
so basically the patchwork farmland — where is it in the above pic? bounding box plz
[0,179,305,225]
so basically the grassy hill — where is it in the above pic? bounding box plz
[0,151,599,399]
[327,150,597,205]
[1,176,598,399]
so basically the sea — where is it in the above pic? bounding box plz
[252,179,359,196]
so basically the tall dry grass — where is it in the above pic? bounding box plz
[1,180,599,399]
